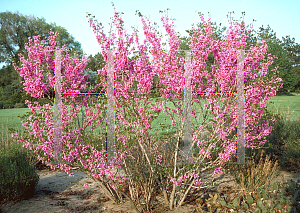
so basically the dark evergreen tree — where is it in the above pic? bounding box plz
[256,25,297,93]
[281,35,300,91]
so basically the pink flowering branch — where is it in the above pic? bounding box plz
[12,7,283,211]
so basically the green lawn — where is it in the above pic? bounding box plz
[0,96,230,139]
[266,94,300,121]
[1,94,299,148]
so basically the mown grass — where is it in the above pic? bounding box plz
[0,95,220,150]
[1,94,299,173]
[266,93,300,122]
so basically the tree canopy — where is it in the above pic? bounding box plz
[0,11,85,108]
[0,11,84,66]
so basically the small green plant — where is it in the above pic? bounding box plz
[280,139,300,173]
[226,150,281,193]
[0,143,39,202]
[196,154,300,213]
[245,105,300,173]
[196,180,299,212]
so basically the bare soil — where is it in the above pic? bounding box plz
[1,160,300,213]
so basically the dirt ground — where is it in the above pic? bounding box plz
[1,164,300,213]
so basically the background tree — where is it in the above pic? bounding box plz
[280,35,300,91]
[256,25,297,93]
[0,64,14,88]
[85,52,105,72]
[0,11,85,108]
[83,52,106,94]
[0,11,84,65]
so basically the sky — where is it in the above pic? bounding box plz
[1,0,300,59]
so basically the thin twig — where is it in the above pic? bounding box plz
[116,189,142,213]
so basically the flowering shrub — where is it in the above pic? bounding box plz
[12,6,282,211]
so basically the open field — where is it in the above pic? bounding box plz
[266,93,300,121]
[0,95,221,149]
[1,94,299,151]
